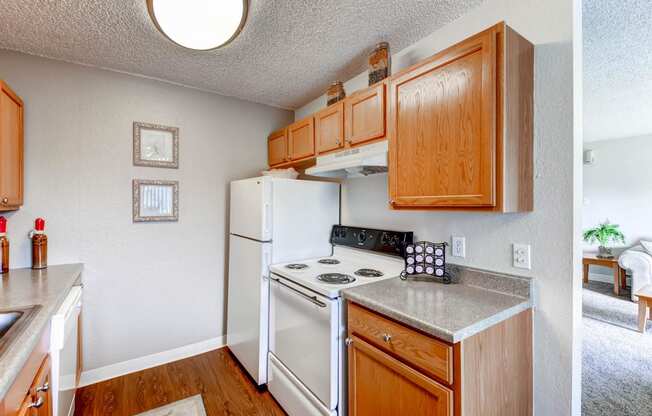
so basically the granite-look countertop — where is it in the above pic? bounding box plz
[342,269,532,343]
[0,264,83,398]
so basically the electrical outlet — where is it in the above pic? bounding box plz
[513,244,531,269]
[452,236,466,258]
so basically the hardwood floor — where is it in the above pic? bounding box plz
[74,347,285,416]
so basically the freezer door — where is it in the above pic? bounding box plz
[230,177,272,241]
[226,234,271,385]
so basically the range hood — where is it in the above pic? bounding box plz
[305,140,388,178]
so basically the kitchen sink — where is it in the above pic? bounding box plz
[0,305,41,358]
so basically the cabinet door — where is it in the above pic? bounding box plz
[315,102,344,154]
[0,81,24,210]
[389,28,497,208]
[288,117,315,161]
[348,335,452,416]
[31,355,52,416]
[268,128,288,166]
[344,83,386,146]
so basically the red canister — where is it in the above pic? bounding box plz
[31,218,47,270]
[0,216,8,274]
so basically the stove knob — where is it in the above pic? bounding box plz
[340,228,347,238]
[358,230,367,243]
[381,232,390,245]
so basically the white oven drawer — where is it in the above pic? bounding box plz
[269,274,339,411]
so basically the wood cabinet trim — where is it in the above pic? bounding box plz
[389,25,498,208]
[0,80,24,211]
[458,309,533,416]
[288,117,315,161]
[268,128,289,167]
[344,82,386,146]
[348,334,453,416]
[0,323,50,416]
[348,302,453,385]
[315,102,344,154]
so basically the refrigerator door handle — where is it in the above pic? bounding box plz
[263,202,272,238]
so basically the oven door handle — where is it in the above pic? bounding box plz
[270,275,327,308]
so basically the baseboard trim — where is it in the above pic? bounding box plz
[79,336,225,387]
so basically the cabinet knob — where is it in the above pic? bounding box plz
[28,397,44,409]
[382,333,392,343]
[36,382,49,392]
[1,197,7,204]
[345,337,353,346]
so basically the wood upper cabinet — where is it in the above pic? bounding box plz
[268,128,289,167]
[315,102,344,154]
[345,82,386,146]
[288,117,315,161]
[388,23,533,212]
[0,81,24,211]
[348,335,453,416]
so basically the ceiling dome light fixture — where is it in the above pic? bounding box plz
[147,0,247,51]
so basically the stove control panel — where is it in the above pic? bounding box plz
[330,225,414,256]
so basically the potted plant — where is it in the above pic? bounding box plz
[583,220,626,258]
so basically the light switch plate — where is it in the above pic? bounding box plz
[513,243,531,269]
[452,236,466,258]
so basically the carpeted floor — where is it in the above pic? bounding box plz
[583,281,652,415]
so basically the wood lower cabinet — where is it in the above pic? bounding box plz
[288,117,315,161]
[16,356,51,416]
[24,356,52,416]
[345,82,386,147]
[388,22,533,211]
[349,335,452,416]
[315,102,344,154]
[1,327,53,416]
[0,81,24,211]
[268,128,289,167]
[347,302,532,416]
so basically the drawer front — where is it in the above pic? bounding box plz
[348,302,453,384]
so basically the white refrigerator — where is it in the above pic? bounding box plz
[226,176,340,385]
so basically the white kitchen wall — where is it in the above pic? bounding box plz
[0,50,293,371]
[295,1,577,414]
[583,135,652,277]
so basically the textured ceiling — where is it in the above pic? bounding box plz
[0,0,483,109]
[584,0,652,141]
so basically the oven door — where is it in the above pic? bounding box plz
[269,273,339,411]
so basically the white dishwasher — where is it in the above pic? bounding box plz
[50,285,82,416]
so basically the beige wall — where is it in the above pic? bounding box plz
[0,50,293,371]
[295,1,579,414]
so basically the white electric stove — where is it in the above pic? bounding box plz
[266,226,413,416]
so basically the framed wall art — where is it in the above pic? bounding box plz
[132,179,179,222]
[133,122,179,168]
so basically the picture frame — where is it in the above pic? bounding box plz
[133,122,179,168]
[132,179,179,222]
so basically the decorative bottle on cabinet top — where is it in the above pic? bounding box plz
[30,218,47,270]
[368,42,390,85]
[0,216,8,274]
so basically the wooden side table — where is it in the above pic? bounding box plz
[583,253,626,296]
[636,285,652,333]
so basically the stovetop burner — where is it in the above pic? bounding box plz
[285,263,309,270]
[317,273,356,284]
[354,268,384,278]
[318,258,340,265]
